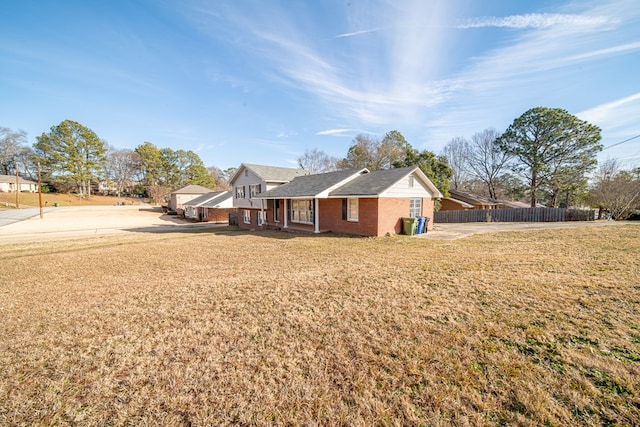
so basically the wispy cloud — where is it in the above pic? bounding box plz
[335,28,380,38]
[419,0,639,151]
[456,13,617,29]
[315,128,373,136]
[578,93,640,130]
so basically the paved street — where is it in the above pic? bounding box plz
[0,205,224,243]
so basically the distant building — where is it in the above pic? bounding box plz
[0,174,39,193]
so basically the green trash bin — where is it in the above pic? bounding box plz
[402,217,417,236]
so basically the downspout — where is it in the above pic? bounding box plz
[314,198,319,233]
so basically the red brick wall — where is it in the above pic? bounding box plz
[203,208,236,223]
[319,198,380,236]
[424,197,435,230]
[237,208,273,230]
[377,198,407,235]
[239,197,436,235]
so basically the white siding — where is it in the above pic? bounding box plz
[380,173,435,198]
[213,196,234,208]
[232,169,265,209]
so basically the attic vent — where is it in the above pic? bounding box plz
[244,170,248,177]
[409,176,415,188]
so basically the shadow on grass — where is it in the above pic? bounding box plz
[121,224,370,240]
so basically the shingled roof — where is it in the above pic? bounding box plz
[183,191,226,206]
[254,166,442,199]
[255,169,366,199]
[171,184,214,195]
[230,163,309,184]
[330,166,442,197]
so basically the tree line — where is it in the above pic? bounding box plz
[1,120,228,203]
[439,107,639,218]
[2,108,639,218]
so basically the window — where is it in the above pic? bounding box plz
[257,210,267,225]
[347,198,359,221]
[290,199,314,224]
[409,198,422,218]
[236,185,245,199]
[250,184,262,198]
[243,210,251,224]
[274,199,280,222]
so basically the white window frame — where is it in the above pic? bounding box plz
[347,198,359,222]
[242,209,251,224]
[257,210,267,226]
[290,199,314,224]
[236,185,245,199]
[250,184,261,198]
[409,198,422,218]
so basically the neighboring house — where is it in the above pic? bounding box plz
[168,185,214,215]
[440,189,499,211]
[497,200,546,208]
[229,163,309,224]
[183,191,234,223]
[0,174,39,192]
[247,166,442,237]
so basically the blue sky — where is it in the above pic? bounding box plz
[1,0,639,171]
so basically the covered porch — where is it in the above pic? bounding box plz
[258,197,325,234]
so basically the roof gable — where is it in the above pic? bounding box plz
[329,166,442,198]
[229,163,308,185]
[255,169,366,198]
[172,184,214,195]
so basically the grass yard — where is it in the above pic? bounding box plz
[0,192,138,208]
[1,225,639,426]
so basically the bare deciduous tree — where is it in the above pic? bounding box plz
[0,127,34,177]
[442,137,470,190]
[104,146,141,196]
[467,128,511,200]
[297,148,338,173]
[589,158,640,219]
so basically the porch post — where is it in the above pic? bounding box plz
[260,199,265,226]
[283,199,288,228]
[314,198,319,233]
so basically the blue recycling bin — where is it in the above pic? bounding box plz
[416,216,426,234]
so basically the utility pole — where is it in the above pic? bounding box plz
[15,164,19,209]
[38,162,44,218]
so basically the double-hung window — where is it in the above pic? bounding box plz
[242,210,251,224]
[236,185,245,199]
[409,198,422,218]
[250,184,262,198]
[347,198,359,221]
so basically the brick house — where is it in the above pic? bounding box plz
[236,166,441,237]
[439,189,499,211]
[168,184,214,215]
[183,191,234,223]
[229,163,309,226]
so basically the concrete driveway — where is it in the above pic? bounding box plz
[0,205,225,243]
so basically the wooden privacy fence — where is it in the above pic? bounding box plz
[434,207,595,223]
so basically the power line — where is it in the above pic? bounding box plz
[602,133,640,150]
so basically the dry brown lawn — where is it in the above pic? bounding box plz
[1,225,639,426]
[0,192,137,208]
